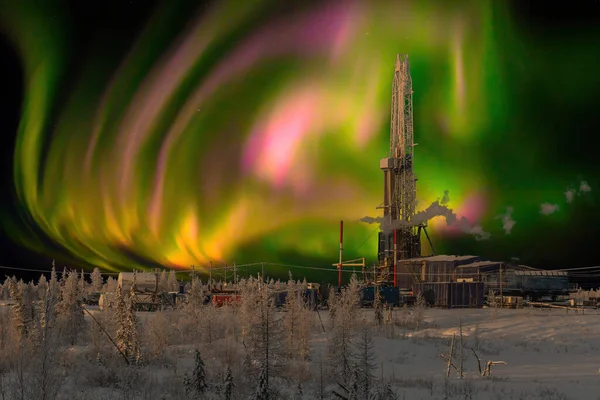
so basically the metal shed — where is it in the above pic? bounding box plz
[415,281,485,308]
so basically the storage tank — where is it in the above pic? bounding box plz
[117,272,158,293]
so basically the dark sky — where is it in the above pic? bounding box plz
[0,0,599,283]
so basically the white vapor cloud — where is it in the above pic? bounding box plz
[360,190,490,241]
[565,180,591,203]
[565,189,575,203]
[540,203,559,215]
[496,207,516,234]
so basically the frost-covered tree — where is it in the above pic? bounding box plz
[104,276,117,293]
[7,278,31,341]
[223,366,234,400]
[185,349,208,398]
[374,287,384,328]
[115,283,141,364]
[283,282,312,362]
[49,265,60,298]
[188,277,206,306]
[56,270,85,345]
[37,274,48,301]
[354,326,377,398]
[78,269,86,294]
[328,287,338,326]
[90,267,103,293]
[168,269,178,292]
[328,274,362,383]
[0,280,8,301]
[413,293,427,330]
[245,280,284,392]
[254,366,268,400]
[29,279,64,400]
[239,277,261,346]
[159,270,168,292]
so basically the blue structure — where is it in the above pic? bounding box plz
[362,286,401,307]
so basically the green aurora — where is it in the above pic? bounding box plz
[0,0,598,277]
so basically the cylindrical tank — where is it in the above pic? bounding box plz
[117,272,157,293]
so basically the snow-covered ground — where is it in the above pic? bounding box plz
[336,307,600,400]
[3,275,600,400]
[88,305,600,400]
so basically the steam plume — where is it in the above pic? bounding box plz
[360,190,490,241]
[565,189,575,203]
[496,207,516,234]
[540,203,559,215]
[580,180,591,193]
[565,180,591,203]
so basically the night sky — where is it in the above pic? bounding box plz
[0,0,599,281]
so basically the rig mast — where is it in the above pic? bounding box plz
[376,54,427,286]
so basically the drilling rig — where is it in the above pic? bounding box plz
[376,54,433,287]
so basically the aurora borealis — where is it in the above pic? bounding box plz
[0,0,599,275]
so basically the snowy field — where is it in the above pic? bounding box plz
[2,274,600,400]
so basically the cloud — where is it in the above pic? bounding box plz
[496,207,516,234]
[360,190,490,241]
[565,189,575,203]
[540,203,559,215]
[565,180,591,203]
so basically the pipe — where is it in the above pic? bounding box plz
[393,229,398,287]
[339,220,343,286]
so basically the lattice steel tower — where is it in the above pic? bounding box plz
[376,54,425,286]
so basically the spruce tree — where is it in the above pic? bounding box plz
[354,326,377,398]
[7,278,29,340]
[254,366,268,400]
[56,270,85,345]
[37,274,48,301]
[90,267,103,293]
[185,349,208,397]
[223,366,234,400]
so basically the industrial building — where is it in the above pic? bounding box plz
[353,54,570,308]
[396,256,569,307]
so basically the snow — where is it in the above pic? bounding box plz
[3,274,600,400]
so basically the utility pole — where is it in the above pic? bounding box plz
[209,261,212,291]
[338,220,344,287]
[233,262,237,286]
[499,263,503,308]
